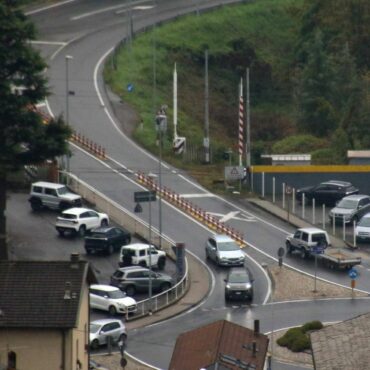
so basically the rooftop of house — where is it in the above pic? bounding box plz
[169,319,269,370]
[310,311,370,370]
[0,256,97,329]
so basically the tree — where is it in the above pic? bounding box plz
[295,30,337,136]
[0,1,71,259]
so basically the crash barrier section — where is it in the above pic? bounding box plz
[136,172,245,247]
[63,172,189,320]
[70,131,107,160]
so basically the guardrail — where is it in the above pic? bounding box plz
[62,172,189,317]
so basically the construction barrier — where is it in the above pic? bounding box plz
[70,131,107,160]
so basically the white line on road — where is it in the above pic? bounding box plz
[219,211,240,223]
[25,0,77,15]
[30,40,67,46]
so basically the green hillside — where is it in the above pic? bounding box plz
[105,0,369,170]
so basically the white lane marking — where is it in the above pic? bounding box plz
[180,193,216,198]
[207,211,256,223]
[266,296,370,305]
[219,211,240,222]
[30,40,67,46]
[25,0,77,15]
[115,5,155,15]
[71,0,153,21]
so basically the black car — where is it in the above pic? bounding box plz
[224,267,254,302]
[295,180,359,206]
[84,226,131,255]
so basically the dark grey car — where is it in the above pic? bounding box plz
[110,266,174,296]
[329,194,370,224]
[224,267,254,302]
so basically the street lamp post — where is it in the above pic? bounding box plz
[65,55,73,174]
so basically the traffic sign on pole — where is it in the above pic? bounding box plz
[134,191,156,203]
[348,268,358,280]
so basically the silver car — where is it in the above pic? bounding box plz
[89,319,126,350]
[329,194,370,224]
[205,234,245,266]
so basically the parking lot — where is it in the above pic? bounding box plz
[7,190,177,298]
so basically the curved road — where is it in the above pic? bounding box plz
[28,1,370,369]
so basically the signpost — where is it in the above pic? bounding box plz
[286,185,292,223]
[133,190,157,314]
[311,244,325,293]
[277,247,285,268]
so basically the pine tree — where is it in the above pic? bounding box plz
[0,1,71,259]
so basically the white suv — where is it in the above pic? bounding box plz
[119,243,167,270]
[55,207,109,236]
[29,181,82,211]
[89,284,137,315]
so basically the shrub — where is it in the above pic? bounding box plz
[272,134,326,154]
[277,327,304,347]
[302,320,323,333]
[291,334,311,352]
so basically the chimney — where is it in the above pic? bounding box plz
[254,319,260,336]
[64,282,72,300]
[70,253,80,269]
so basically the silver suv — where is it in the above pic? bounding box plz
[110,266,174,296]
[205,234,245,266]
[329,194,370,224]
[29,181,82,211]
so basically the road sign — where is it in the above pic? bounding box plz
[225,166,244,181]
[286,185,292,195]
[127,83,134,92]
[348,268,358,280]
[134,191,156,203]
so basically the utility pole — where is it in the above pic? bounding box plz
[204,49,210,164]
[65,55,73,175]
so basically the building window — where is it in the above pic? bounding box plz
[7,351,16,370]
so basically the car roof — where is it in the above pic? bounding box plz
[90,284,119,292]
[61,207,94,214]
[298,227,327,233]
[322,180,353,187]
[211,234,234,242]
[340,194,370,201]
[90,318,124,326]
[121,243,153,250]
[32,181,66,189]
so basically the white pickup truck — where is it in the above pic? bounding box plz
[286,227,361,270]
[119,243,167,270]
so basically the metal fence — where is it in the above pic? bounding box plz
[62,172,190,317]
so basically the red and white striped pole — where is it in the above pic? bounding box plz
[238,78,244,167]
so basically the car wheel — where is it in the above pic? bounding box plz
[101,219,108,227]
[90,339,100,350]
[286,241,293,254]
[216,257,221,266]
[78,225,86,237]
[108,305,117,316]
[205,249,210,259]
[125,285,136,296]
[107,244,114,255]
[30,199,42,211]
[300,248,307,259]
[157,257,166,270]
[160,282,171,292]
[139,261,147,268]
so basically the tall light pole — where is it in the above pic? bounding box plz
[204,49,210,164]
[65,55,73,174]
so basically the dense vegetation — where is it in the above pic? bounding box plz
[105,0,369,168]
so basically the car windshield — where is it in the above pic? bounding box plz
[228,273,249,283]
[218,241,239,251]
[57,186,69,195]
[90,323,100,333]
[358,218,370,227]
[109,290,126,299]
[336,199,358,209]
[89,232,106,238]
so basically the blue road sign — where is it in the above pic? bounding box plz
[127,83,134,92]
[348,268,358,280]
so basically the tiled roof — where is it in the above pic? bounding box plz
[0,260,96,328]
[169,320,269,370]
[310,312,370,370]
